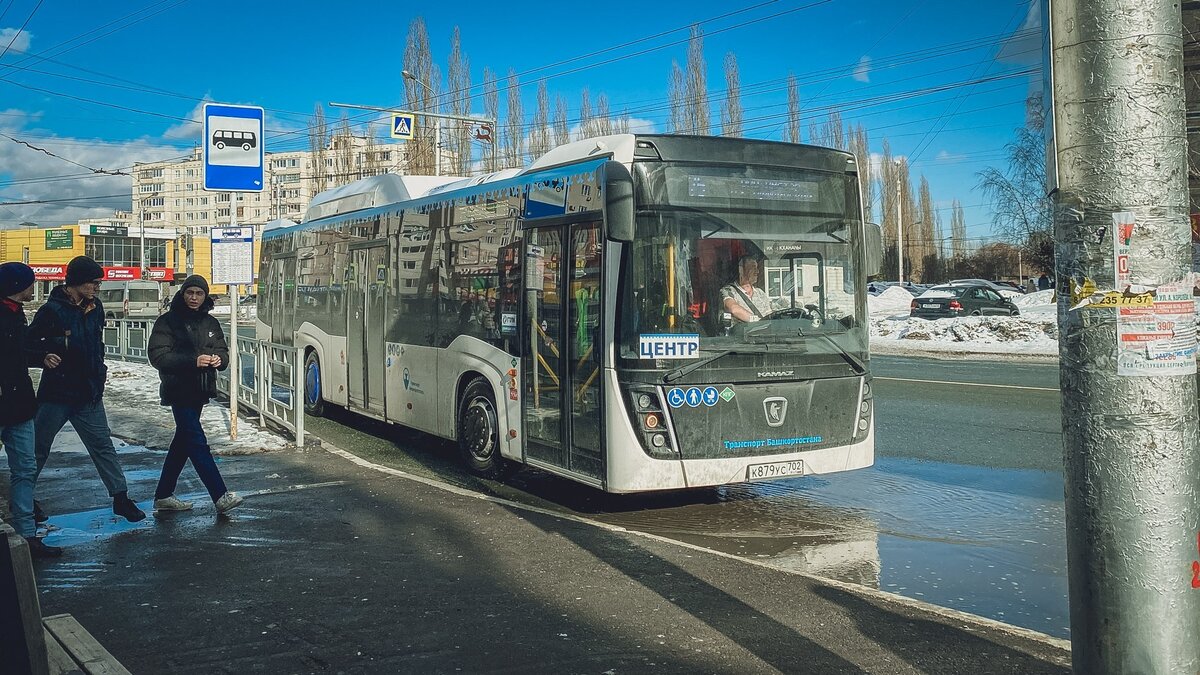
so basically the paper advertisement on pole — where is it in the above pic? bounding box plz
[1111,212,1198,375]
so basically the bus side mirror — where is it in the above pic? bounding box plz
[605,160,634,243]
[864,222,883,277]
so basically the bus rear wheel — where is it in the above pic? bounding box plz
[458,378,505,479]
[303,351,326,417]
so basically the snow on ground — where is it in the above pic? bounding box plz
[104,361,289,454]
[867,285,915,318]
[868,285,1059,358]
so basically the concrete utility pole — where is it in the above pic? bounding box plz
[1048,1,1200,672]
[895,168,905,285]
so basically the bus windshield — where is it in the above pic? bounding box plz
[618,161,867,370]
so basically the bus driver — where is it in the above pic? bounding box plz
[720,255,773,324]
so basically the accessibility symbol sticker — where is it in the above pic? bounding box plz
[702,386,719,407]
[666,388,686,408]
[685,387,703,407]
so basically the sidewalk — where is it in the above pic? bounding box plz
[7,422,1072,674]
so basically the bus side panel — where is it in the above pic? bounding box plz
[437,336,522,461]
[295,322,349,407]
[603,368,688,492]
[387,344,439,435]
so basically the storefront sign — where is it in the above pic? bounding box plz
[90,225,129,237]
[31,265,66,280]
[145,267,174,282]
[45,229,73,250]
[103,266,140,280]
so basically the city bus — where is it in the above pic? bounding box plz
[256,134,882,492]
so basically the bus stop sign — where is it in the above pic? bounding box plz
[203,103,265,192]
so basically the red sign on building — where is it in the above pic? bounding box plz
[31,265,66,280]
[103,266,140,281]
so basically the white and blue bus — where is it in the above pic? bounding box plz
[257,134,882,492]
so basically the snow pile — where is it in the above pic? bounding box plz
[104,362,289,454]
[867,285,914,318]
[870,314,1058,357]
[1013,289,1055,308]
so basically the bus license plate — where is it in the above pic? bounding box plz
[746,460,804,481]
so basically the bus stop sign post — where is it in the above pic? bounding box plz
[203,103,264,442]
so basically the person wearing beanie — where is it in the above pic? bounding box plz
[27,255,146,523]
[0,262,61,558]
[146,274,242,514]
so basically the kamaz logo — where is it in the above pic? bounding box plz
[757,370,794,378]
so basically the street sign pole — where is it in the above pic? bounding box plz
[203,103,263,443]
[229,191,239,440]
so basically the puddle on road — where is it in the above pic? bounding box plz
[594,457,1070,638]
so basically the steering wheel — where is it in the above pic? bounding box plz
[761,304,824,322]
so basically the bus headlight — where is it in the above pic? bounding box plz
[637,393,654,410]
[854,376,873,441]
[651,433,667,448]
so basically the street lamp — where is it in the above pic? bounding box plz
[401,69,441,176]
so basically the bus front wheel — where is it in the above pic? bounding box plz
[458,378,505,479]
[303,351,326,417]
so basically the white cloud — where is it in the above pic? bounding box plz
[0,28,32,55]
[868,152,908,177]
[935,150,966,162]
[0,115,185,229]
[162,99,209,140]
[853,56,871,83]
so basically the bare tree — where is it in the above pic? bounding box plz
[577,88,593,140]
[615,111,631,134]
[786,75,801,143]
[529,81,551,159]
[848,123,873,222]
[684,25,709,135]
[668,61,686,133]
[446,27,471,174]
[308,104,329,192]
[362,122,382,177]
[917,176,939,282]
[403,18,435,174]
[595,94,614,136]
[504,69,524,168]
[720,52,743,137]
[553,94,570,146]
[333,115,356,185]
[950,199,968,260]
[976,93,1052,273]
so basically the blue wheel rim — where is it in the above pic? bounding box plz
[305,361,320,406]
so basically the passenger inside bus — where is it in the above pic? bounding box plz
[720,255,773,324]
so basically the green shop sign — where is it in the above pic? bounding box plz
[45,229,73,250]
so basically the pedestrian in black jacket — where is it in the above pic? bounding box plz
[147,275,242,513]
[27,256,145,522]
[0,262,61,557]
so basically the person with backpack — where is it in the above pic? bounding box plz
[146,275,242,514]
[0,262,62,557]
[28,256,145,523]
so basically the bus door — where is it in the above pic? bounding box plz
[521,220,604,483]
[347,243,387,414]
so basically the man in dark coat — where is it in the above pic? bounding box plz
[147,275,242,513]
[27,256,145,522]
[0,262,62,557]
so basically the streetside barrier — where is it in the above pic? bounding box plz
[101,318,304,445]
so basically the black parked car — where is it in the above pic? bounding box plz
[909,284,1020,319]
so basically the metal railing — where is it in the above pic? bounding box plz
[102,318,304,445]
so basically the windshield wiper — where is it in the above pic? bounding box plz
[812,333,866,374]
[663,348,763,383]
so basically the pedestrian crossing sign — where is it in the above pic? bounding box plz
[391,113,415,140]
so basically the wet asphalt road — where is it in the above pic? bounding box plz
[300,354,1070,637]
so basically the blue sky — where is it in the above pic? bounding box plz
[0,0,1041,242]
